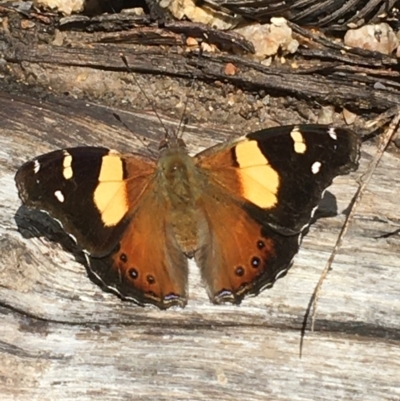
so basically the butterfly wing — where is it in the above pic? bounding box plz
[196,125,360,234]
[195,125,360,303]
[15,147,154,255]
[15,147,188,308]
[196,191,300,304]
[87,190,188,309]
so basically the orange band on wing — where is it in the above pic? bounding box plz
[93,152,129,226]
[234,140,280,209]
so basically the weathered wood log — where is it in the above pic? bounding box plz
[1,88,400,401]
[1,6,400,401]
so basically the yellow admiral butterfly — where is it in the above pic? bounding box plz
[15,124,360,309]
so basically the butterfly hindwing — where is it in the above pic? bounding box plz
[87,188,188,309]
[196,188,300,304]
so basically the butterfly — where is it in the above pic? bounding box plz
[15,124,360,309]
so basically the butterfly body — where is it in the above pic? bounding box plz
[15,125,361,309]
[156,142,206,255]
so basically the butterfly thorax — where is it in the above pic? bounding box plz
[157,147,206,254]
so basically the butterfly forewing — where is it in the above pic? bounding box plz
[196,125,361,235]
[15,147,156,255]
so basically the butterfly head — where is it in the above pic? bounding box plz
[158,130,187,153]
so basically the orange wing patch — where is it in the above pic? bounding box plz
[196,139,280,210]
[234,140,280,208]
[94,152,129,227]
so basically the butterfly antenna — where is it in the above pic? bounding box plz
[176,70,197,139]
[112,112,156,158]
[120,54,170,140]
[177,49,203,139]
[106,0,117,13]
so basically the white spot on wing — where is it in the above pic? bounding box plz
[33,160,40,174]
[63,150,73,180]
[328,127,337,140]
[54,190,65,203]
[290,127,307,154]
[311,161,322,174]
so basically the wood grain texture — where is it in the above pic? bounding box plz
[1,92,400,400]
[6,42,400,112]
